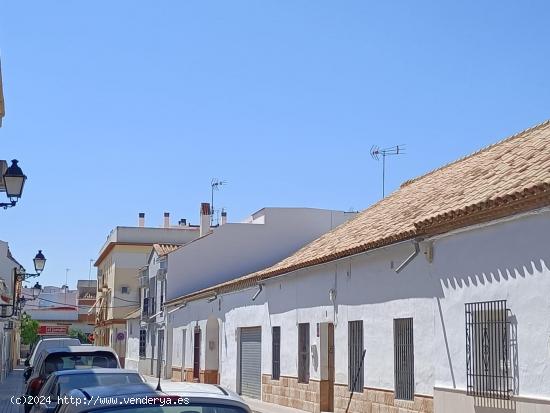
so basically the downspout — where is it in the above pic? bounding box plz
[395,239,421,273]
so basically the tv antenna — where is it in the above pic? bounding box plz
[370,145,405,198]
[88,259,94,282]
[211,178,227,225]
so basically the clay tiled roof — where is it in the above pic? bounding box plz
[153,244,181,256]
[166,120,550,305]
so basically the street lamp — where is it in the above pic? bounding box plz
[0,250,46,318]
[0,159,27,209]
[18,281,42,311]
[31,281,42,299]
[33,250,46,274]
[21,250,47,279]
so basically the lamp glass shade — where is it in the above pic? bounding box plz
[3,160,26,199]
[32,282,42,298]
[34,250,46,273]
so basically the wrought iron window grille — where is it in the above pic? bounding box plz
[465,300,513,400]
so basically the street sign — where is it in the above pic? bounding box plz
[38,325,69,335]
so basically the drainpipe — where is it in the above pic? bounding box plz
[395,240,421,273]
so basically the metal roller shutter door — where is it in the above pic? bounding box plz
[240,327,262,399]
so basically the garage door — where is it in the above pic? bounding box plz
[240,327,262,399]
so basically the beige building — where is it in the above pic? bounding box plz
[94,211,208,366]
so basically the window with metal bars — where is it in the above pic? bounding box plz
[465,300,512,399]
[272,326,280,380]
[139,329,146,358]
[394,317,414,400]
[298,323,310,383]
[348,320,364,392]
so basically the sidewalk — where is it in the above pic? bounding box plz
[143,375,309,413]
[0,365,24,413]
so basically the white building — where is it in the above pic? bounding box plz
[0,240,23,382]
[164,120,550,413]
[94,211,205,365]
[22,285,94,335]
[126,206,357,380]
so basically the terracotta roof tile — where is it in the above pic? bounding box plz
[153,244,181,256]
[167,120,550,305]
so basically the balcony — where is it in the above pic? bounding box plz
[142,297,149,321]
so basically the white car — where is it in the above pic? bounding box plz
[56,382,252,413]
[24,338,81,382]
[26,338,81,367]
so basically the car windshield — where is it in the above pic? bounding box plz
[44,352,117,374]
[94,405,246,413]
[55,373,143,396]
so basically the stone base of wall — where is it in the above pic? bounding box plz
[261,375,433,413]
[171,367,184,381]
[262,375,321,413]
[200,369,219,384]
[333,384,433,413]
[172,368,218,384]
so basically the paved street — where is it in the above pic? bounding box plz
[0,366,24,413]
[143,375,309,413]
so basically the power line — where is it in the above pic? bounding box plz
[20,294,138,310]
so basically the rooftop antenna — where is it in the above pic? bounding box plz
[210,178,227,226]
[65,268,70,304]
[88,259,93,282]
[370,144,405,198]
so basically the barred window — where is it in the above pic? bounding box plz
[465,300,512,399]
[298,323,310,383]
[272,327,281,380]
[139,329,146,358]
[348,320,364,392]
[394,318,414,400]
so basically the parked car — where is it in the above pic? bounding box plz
[54,383,252,413]
[30,369,145,413]
[23,346,120,413]
[24,338,81,382]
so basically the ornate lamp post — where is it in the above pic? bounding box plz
[0,250,46,318]
[0,159,27,209]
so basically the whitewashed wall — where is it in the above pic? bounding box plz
[166,208,357,300]
[169,240,435,394]
[168,207,550,409]
[125,318,140,371]
[432,208,550,411]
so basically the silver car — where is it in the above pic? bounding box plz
[24,346,120,413]
[30,369,145,413]
[54,382,252,413]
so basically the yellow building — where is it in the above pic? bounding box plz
[93,212,203,366]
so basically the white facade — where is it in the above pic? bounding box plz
[166,208,357,300]
[166,208,550,413]
[127,207,357,380]
[0,240,22,382]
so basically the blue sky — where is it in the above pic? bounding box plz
[1,1,549,288]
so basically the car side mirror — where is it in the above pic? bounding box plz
[25,359,30,367]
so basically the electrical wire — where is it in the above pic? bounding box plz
[20,294,139,310]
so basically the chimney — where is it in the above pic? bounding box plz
[200,202,211,237]
[163,212,170,228]
[138,212,145,227]
[179,219,187,226]
[220,210,227,226]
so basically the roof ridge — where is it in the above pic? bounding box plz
[400,119,550,188]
